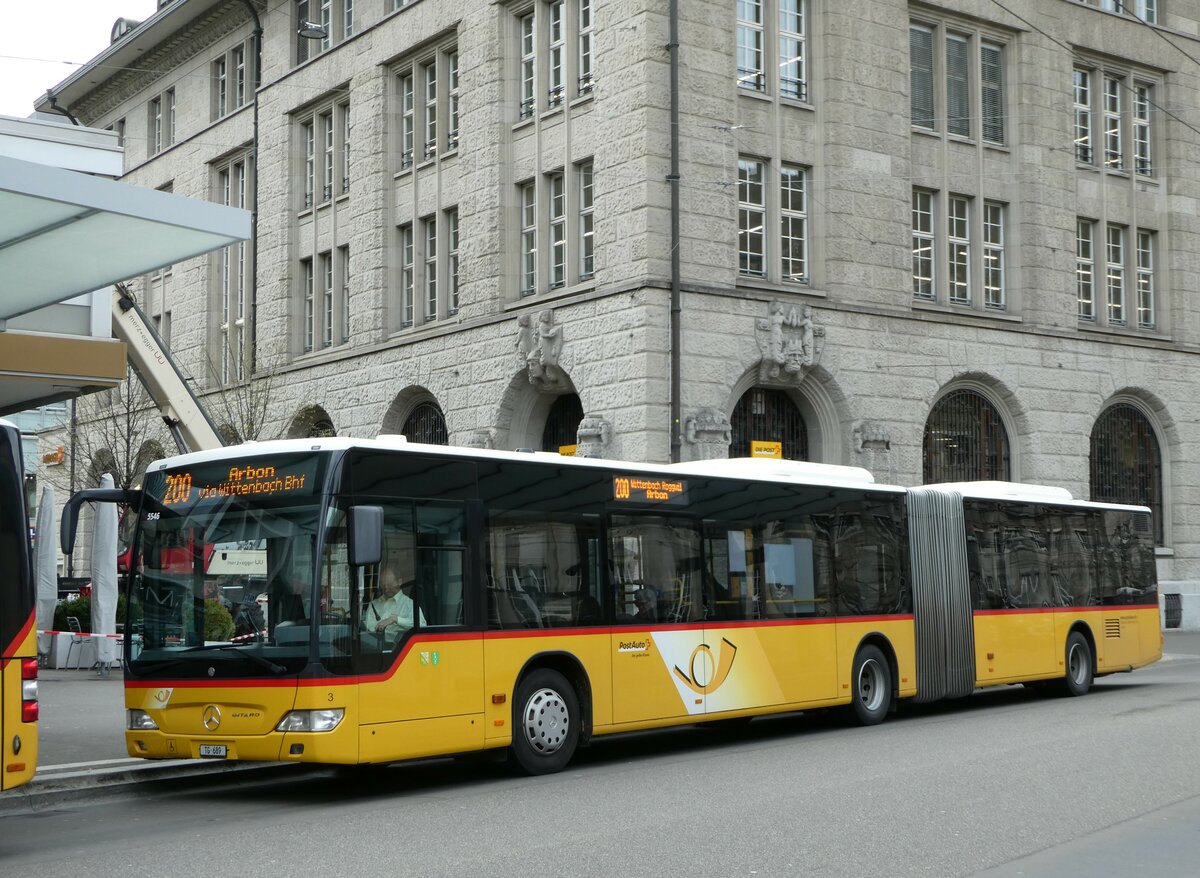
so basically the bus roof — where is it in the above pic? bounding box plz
[144,436,904,492]
[918,481,1150,513]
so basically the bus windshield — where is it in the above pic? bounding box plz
[129,454,331,679]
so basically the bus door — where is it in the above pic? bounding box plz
[608,514,710,725]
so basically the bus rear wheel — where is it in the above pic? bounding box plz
[511,668,579,775]
[1061,631,1093,697]
[851,644,892,726]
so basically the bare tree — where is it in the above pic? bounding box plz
[70,366,171,491]
[203,346,286,443]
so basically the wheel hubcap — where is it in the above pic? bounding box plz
[1068,644,1085,683]
[522,687,569,754]
[858,659,885,712]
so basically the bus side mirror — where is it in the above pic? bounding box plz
[61,488,138,554]
[347,505,383,568]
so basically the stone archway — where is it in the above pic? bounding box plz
[287,405,336,438]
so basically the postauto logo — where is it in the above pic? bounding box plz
[671,638,738,695]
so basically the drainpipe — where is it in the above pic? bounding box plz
[239,0,263,375]
[667,0,682,462]
[44,92,80,126]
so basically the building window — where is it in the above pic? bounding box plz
[448,52,460,149]
[149,90,175,154]
[737,1,807,101]
[578,0,594,93]
[1106,224,1126,326]
[982,201,1005,310]
[402,402,449,445]
[579,160,594,279]
[780,164,807,282]
[730,388,809,461]
[910,21,1005,145]
[1082,222,1158,334]
[520,13,536,118]
[1136,230,1155,330]
[1090,402,1163,545]
[947,195,970,305]
[422,60,438,160]
[1077,219,1096,321]
[912,189,935,299]
[215,154,254,382]
[394,208,460,327]
[297,101,350,209]
[549,172,566,288]
[400,224,414,326]
[395,46,456,171]
[520,181,537,296]
[344,0,354,38]
[423,216,438,322]
[213,42,253,121]
[1076,65,1155,177]
[320,251,334,347]
[923,389,1011,483]
[302,257,315,352]
[1091,0,1157,24]
[340,244,351,340]
[1073,68,1092,163]
[107,118,126,147]
[399,72,414,168]
[516,1,595,121]
[913,188,1007,313]
[738,158,766,277]
[447,209,460,314]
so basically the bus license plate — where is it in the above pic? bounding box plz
[199,744,228,759]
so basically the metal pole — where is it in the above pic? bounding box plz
[668,0,682,463]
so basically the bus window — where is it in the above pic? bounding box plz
[758,518,829,619]
[609,515,702,624]
[485,512,601,629]
[702,525,757,621]
[830,495,908,616]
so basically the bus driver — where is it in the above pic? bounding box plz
[364,567,425,640]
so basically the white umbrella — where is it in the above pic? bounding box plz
[35,483,57,632]
[89,473,119,672]
[35,483,57,668]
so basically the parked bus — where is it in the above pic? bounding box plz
[61,438,1160,775]
[1,419,38,790]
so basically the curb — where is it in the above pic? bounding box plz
[0,758,307,817]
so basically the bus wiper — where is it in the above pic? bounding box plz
[181,643,288,674]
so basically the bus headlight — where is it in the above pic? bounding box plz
[276,709,344,732]
[127,709,159,730]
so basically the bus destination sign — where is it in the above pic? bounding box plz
[155,456,319,509]
[613,475,687,506]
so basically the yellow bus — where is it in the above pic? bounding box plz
[1,419,39,790]
[62,438,1160,775]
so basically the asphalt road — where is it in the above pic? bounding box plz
[4,631,1199,876]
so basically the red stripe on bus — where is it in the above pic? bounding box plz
[0,611,36,661]
[973,604,1158,617]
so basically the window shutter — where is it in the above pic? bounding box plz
[981,43,1004,145]
[910,26,935,130]
[946,35,970,137]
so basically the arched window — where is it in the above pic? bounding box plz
[923,389,1010,482]
[1091,403,1163,544]
[402,401,449,445]
[729,388,809,460]
[541,393,583,453]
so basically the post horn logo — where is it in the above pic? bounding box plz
[672,638,738,695]
[202,705,222,731]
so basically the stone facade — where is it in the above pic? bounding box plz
[39,0,1200,588]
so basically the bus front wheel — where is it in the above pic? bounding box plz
[851,644,892,726]
[1061,631,1093,697]
[511,668,579,775]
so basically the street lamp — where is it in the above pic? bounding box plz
[297,21,328,40]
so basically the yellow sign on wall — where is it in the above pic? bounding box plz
[559,444,577,457]
[750,441,782,459]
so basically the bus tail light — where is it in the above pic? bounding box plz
[20,659,37,723]
[276,709,344,732]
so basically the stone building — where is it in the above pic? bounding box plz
[36,0,1200,600]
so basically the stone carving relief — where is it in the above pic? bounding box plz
[754,300,823,384]
[462,429,494,449]
[575,415,612,458]
[684,408,733,461]
[852,420,897,484]
[516,309,566,392]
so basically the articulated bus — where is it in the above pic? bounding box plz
[61,437,1160,775]
[1,419,38,790]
